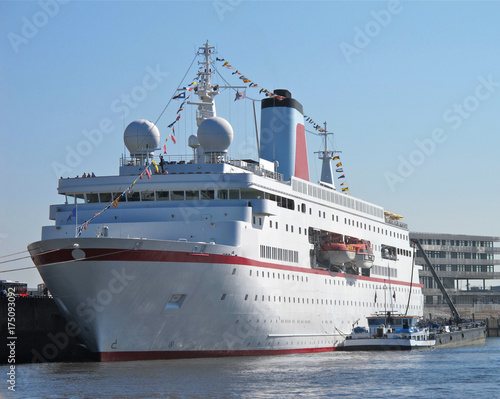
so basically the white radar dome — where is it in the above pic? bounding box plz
[188,134,200,149]
[197,117,233,153]
[124,119,160,157]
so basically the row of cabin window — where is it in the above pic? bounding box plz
[324,278,419,295]
[295,203,408,242]
[69,188,296,205]
[259,245,299,263]
[293,178,384,219]
[249,269,308,282]
[252,217,309,236]
[71,189,249,204]
[343,216,408,241]
[236,295,420,311]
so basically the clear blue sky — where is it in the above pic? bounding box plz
[1,0,499,287]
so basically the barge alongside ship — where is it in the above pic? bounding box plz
[341,312,486,351]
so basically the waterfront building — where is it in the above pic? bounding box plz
[410,232,500,310]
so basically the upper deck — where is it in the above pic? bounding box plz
[56,155,400,230]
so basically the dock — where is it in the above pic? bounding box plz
[1,297,94,363]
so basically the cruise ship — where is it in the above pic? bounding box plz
[28,42,423,361]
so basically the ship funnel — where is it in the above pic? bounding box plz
[259,90,309,181]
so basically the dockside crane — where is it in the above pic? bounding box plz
[411,239,463,324]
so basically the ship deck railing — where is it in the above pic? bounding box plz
[120,155,284,182]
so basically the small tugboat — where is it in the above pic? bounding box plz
[342,312,436,351]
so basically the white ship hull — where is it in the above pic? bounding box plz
[29,237,422,361]
[28,43,424,361]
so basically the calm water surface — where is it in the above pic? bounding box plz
[3,339,500,399]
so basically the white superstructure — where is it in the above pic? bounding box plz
[28,42,423,361]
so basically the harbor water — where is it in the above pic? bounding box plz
[2,338,500,399]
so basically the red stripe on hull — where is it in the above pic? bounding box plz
[99,346,339,362]
[32,247,422,288]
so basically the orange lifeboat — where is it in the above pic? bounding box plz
[321,233,356,265]
[346,237,374,268]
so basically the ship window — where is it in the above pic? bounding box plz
[99,193,112,203]
[86,193,99,203]
[172,191,185,200]
[156,191,170,201]
[241,188,262,199]
[259,218,262,226]
[126,192,140,202]
[75,193,85,204]
[221,294,226,300]
[270,220,272,228]
[229,189,240,199]
[299,227,301,234]
[217,190,228,199]
[200,190,215,200]
[141,191,154,201]
[186,190,199,200]
[245,294,248,301]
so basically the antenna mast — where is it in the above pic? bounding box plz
[314,122,341,187]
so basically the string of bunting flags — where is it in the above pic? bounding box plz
[333,155,349,192]
[165,78,198,151]
[216,57,328,135]
[75,161,161,236]
[217,56,349,191]
[304,116,326,133]
[215,57,287,101]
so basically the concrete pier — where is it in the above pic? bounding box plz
[0,297,94,364]
[486,317,500,337]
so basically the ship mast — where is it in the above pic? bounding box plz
[187,41,220,127]
[315,122,341,188]
[187,41,248,163]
